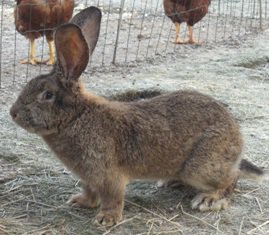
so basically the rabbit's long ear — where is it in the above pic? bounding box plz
[70,6,102,56]
[55,24,89,81]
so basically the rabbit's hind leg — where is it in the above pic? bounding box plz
[191,178,237,211]
[179,126,242,211]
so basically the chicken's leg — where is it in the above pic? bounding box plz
[45,39,55,65]
[20,38,42,65]
[187,25,199,44]
[175,22,184,44]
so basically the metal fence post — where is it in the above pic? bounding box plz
[0,0,4,88]
[259,0,263,30]
[112,0,125,64]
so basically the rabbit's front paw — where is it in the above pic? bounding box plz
[67,193,100,208]
[191,192,229,211]
[95,210,122,226]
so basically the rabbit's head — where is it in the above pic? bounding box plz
[10,7,101,136]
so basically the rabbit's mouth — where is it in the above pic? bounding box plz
[13,117,53,136]
[10,101,54,135]
[10,108,46,135]
[11,113,37,133]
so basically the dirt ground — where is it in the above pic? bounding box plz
[1,1,269,235]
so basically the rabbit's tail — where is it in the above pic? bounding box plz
[109,89,163,102]
[239,159,268,183]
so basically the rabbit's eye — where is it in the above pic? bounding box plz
[43,91,54,100]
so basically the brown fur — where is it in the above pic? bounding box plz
[10,7,265,227]
[108,89,164,102]
[163,0,211,26]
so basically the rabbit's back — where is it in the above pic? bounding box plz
[113,90,242,179]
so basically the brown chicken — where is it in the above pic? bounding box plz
[14,0,74,65]
[163,0,211,44]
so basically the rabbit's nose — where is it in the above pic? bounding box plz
[10,106,18,119]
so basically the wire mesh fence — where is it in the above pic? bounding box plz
[0,0,268,88]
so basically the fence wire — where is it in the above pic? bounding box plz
[0,0,268,88]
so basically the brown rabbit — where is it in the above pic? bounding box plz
[10,6,266,227]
